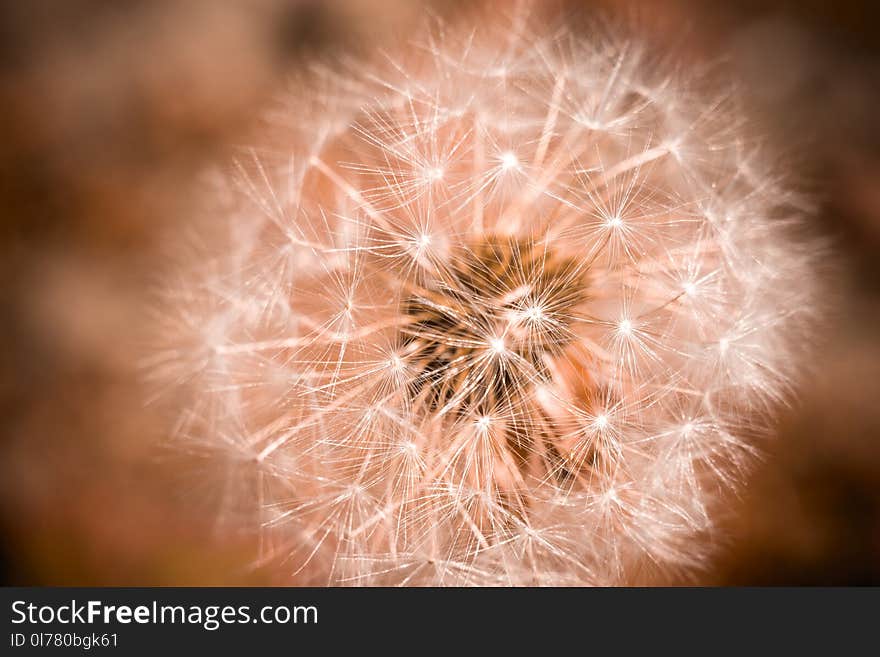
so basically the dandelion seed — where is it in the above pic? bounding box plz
[523,304,545,324]
[488,336,507,355]
[500,151,519,171]
[424,167,444,182]
[607,215,624,229]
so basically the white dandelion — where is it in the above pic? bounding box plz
[150,9,822,585]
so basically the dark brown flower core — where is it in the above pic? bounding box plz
[400,236,590,417]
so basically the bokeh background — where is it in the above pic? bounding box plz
[2,0,878,585]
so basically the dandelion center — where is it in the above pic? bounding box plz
[401,236,590,416]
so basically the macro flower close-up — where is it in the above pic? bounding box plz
[152,8,822,586]
[3,0,880,601]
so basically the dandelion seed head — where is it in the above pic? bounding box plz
[152,10,824,585]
